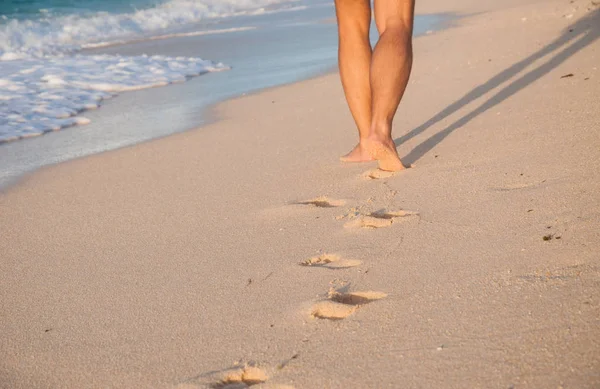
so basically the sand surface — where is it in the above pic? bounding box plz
[1,0,599,388]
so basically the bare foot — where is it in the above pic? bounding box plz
[340,142,374,163]
[363,136,406,171]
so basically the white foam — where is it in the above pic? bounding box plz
[0,0,303,144]
[84,26,258,49]
[0,0,296,60]
[0,55,227,143]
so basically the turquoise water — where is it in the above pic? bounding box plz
[0,0,160,20]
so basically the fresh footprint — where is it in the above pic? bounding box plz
[344,208,419,229]
[295,196,346,208]
[175,364,270,389]
[369,209,419,219]
[344,216,393,229]
[212,365,268,388]
[311,289,387,320]
[311,301,358,320]
[300,254,362,269]
[362,169,397,180]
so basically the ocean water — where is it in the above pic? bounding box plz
[0,0,298,143]
[0,0,161,20]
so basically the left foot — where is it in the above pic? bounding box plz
[340,142,374,163]
[363,136,406,171]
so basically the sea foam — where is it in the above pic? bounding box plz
[0,55,226,143]
[0,0,296,144]
[0,0,294,60]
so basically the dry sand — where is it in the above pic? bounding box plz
[1,0,599,388]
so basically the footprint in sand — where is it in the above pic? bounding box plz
[362,169,397,180]
[343,208,419,229]
[362,164,414,180]
[212,366,268,388]
[300,253,362,269]
[311,288,387,320]
[176,364,270,389]
[295,196,346,208]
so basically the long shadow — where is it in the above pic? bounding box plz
[396,9,599,165]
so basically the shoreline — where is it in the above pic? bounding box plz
[0,67,333,192]
[1,1,599,388]
[0,8,449,190]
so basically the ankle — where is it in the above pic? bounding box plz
[370,120,392,139]
[368,131,392,143]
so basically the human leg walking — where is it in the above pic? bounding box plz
[335,0,415,171]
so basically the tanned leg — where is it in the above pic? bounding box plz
[335,0,374,162]
[364,0,415,171]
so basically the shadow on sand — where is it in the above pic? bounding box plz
[396,8,599,165]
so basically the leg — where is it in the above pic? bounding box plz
[364,0,415,171]
[334,0,374,162]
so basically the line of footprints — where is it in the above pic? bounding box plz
[297,195,418,320]
[181,193,419,388]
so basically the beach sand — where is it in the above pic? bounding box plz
[1,0,599,387]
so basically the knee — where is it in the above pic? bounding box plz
[337,23,371,49]
[380,22,413,54]
[337,18,371,41]
[338,27,371,48]
[377,19,413,40]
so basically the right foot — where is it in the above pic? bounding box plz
[340,142,374,163]
[363,136,406,171]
